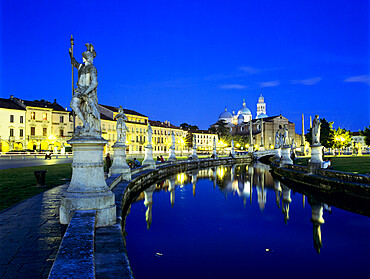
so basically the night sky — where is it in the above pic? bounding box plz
[1,0,369,133]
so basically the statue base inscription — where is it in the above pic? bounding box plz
[167,147,177,162]
[109,142,131,181]
[60,137,116,227]
[142,145,156,169]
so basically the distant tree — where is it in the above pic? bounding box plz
[360,125,370,146]
[332,127,352,149]
[305,118,334,148]
[185,132,193,149]
[209,120,230,137]
[180,123,199,131]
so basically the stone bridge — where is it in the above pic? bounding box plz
[253,149,277,160]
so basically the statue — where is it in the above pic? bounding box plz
[283,125,289,146]
[275,131,280,148]
[171,131,176,149]
[69,43,101,137]
[115,106,128,143]
[193,135,197,149]
[312,115,321,145]
[147,122,153,146]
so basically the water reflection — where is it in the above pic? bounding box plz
[125,163,368,256]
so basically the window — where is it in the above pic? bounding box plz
[60,116,64,123]
[60,129,64,137]
[20,129,23,137]
[103,124,106,130]
[43,113,47,121]
[31,112,35,120]
[20,116,23,123]
[43,128,47,137]
[10,128,14,137]
[31,127,35,136]
[10,115,14,123]
[140,128,142,133]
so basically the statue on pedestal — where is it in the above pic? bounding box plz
[283,125,289,146]
[147,122,153,146]
[312,115,321,145]
[115,106,128,143]
[171,131,176,149]
[69,43,101,137]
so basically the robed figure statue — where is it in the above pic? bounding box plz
[312,115,321,145]
[69,43,101,137]
[115,106,128,143]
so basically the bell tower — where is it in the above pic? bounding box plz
[257,94,266,117]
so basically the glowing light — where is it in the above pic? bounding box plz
[217,167,225,179]
[177,173,186,184]
[270,145,274,149]
[48,135,56,140]
[236,143,241,148]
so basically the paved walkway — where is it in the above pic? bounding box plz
[0,184,68,279]
[0,158,73,170]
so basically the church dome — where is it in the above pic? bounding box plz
[219,108,232,120]
[257,113,268,119]
[238,100,252,116]
[258,94,264,103]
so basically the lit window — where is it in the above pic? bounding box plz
[43,113,47,121]
[31,112,35,120]
[43,128,47,136]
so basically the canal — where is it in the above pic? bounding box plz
[124,163,369,278]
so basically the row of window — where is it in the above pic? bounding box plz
[9,115,24,123]
[154,129,182,136]
[8,127,64,138]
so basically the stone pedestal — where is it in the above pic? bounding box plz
[308,145,323,172]
[274,148,282,161]
[259,145,265,151]
[142,145,156,169]
[248,146,254,153]
[60,137,116,227]
[212,147,218,159]
[280,146,293,165]
[167,147,177,162]
[109,142,131,181]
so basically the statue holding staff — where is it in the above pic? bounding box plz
[312,115,321,145]
[69,43,101,137]
[147,122,153,146]
[115,106,128,143]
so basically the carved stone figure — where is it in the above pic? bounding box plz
[147,122,153,146]
[312,115,321,145]
[115,106,128,143]
[171,131,176,149]
[275,131,280,148]
[69,43,101,137]
[283,125,289,146]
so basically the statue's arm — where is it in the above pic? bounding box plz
[69,49,80,69]
[84,67,98,94]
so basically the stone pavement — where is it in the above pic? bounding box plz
[0,184,68,279]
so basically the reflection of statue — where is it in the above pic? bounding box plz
[115,106,128,143]
[312,115,321,145]
[147,123,153,146]
[69,43,101,137]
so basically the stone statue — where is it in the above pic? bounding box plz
[115,106,128,143]
[312,115,321,145]
[283,125,289,146]
[275,132,279,148]
[171,131,176,149]
[69,43,101,137]
[193,135,197,149]
[147,122,153,146]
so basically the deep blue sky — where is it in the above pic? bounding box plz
[1,0,369,133]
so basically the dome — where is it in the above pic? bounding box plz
[257,113,268,119]
[258,94,264,103]
[219,108,232,120]
[238,100,252,116]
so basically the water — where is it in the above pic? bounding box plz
[124,163,370,278]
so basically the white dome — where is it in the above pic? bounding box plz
[238,100,252,116]
[257,113,268,119]
[219,108,233,120]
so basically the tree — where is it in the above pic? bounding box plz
[332,127,352,149]
[209,120,230,137]
[305,118,334,148]
[360,125,370,146]
[180,123,199,131]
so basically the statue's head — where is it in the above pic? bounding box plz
[118,106,124,114]
[82,43,96,64]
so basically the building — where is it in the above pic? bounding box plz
[185,130,219,152]
[214,94,301,149]
[0,96,72,152]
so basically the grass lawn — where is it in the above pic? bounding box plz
[295,155,370,175]
[0,163,72,212]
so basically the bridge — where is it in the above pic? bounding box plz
[253,149,277,161]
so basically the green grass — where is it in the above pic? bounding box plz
[0,163,72,212]
[295,155,370,174]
